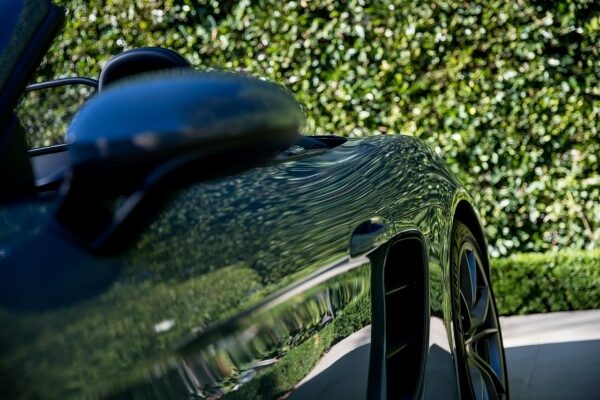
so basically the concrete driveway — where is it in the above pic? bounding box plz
[501,309,600,400]
[289,309,600,399]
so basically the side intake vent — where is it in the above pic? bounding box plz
[383,238,428,399]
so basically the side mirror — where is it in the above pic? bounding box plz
[56,71,303,255]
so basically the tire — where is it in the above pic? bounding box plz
[450,222,509,400]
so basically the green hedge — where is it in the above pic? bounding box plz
[491,248,600,315]
[19,0,600,255]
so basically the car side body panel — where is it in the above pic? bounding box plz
[0,135,469,399]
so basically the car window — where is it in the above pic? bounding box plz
[17,85,93,149]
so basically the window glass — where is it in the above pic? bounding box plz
[17,85,93,148]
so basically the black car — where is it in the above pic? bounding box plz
[0,1,508,399]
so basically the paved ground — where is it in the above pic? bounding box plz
[289,310,600,399]
[500,309,600,400]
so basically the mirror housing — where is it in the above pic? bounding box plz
[56,71,303,255]
[67,70,302,173]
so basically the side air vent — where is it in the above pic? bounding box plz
[383,237,428,399]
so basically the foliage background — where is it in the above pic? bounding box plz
[21,0,600,256]
[492,248,600,315]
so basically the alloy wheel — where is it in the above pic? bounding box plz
[451,223,508,400]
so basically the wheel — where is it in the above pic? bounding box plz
[450,222,509,400]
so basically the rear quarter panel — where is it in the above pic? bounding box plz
[0,135,464,399]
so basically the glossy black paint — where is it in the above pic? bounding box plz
[0,2,505,398]
[0,134,480,399]
[55,71,303,255]
[67,71,302,170]
[0,1,64,205]
[98,47,190,91]
[0,0,62,128]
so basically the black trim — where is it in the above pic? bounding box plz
[28,142,68,156]
[367,230,430,400]
[25,77,98,92]
[368,243,388,400]
[310,135,347,149]
[384,235,429,399]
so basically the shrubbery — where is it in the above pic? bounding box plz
[491,248,600,315]
[22,0,599,255]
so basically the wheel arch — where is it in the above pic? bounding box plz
[451,198,490,275]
